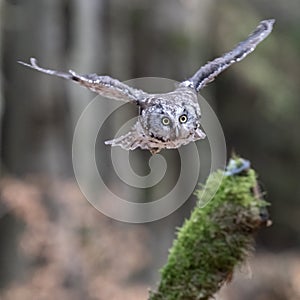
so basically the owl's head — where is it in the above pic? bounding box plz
[140,88,206,145]
[105,87,206,153]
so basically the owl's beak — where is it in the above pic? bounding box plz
[175,126,180,138]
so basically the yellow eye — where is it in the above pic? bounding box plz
[179,114,188,123]
[161,117,170,126]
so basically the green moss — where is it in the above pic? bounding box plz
[149,158,270,300]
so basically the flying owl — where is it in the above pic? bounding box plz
[19,19,274,154]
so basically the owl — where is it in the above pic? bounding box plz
[19,19,274,154]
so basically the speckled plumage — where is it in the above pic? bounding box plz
[18,19,274,154]
[106,87,205,154]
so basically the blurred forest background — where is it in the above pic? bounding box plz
[0,0,300,299]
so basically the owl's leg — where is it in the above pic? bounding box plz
[150,148,160,155]
[105,129,143,151]
[106,132,160,154]
[105,124,162,154]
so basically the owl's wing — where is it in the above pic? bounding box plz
[18,58,148,104]
[180,19,275,92]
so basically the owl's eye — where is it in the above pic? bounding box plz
[179,114,188,124]
[161,116,171,126]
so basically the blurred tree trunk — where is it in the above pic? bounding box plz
[0,0,4,173]
[67,0,108,196]
[2,0,70,176]
[0,0,80,292]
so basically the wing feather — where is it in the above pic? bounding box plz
[18,58,148,104]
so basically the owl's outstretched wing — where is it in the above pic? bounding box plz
[180,19,275,92]
[18,58,148,104]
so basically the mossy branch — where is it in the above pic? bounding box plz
[149,157,271,300]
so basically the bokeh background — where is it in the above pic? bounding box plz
[0,0,300,299]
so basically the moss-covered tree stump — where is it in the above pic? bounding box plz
[149,158,270,300]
